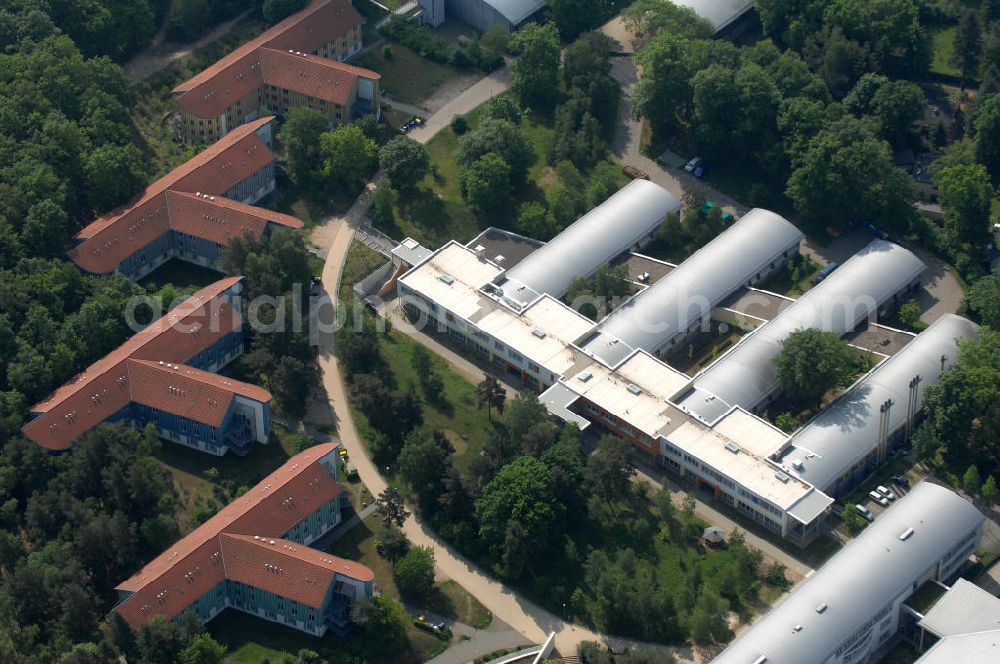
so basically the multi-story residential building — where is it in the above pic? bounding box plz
[711,482,984,664]
[22,278,272,456]
[172,0,380,143]
[69,117,302,280]
[395,180,973,547]
[115,443,374,637]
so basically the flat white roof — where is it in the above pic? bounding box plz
[668,411,813,509]
[478,295,594,376]
[563,353,688,439]
[398,241,502,321]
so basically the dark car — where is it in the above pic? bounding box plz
[891,474,910,489]
[693,163,711,178]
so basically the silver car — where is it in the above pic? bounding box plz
[869,490,889,506]
[684,156,703,172]
[877,485,896,500]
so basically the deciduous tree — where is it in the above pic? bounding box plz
[775,328,858,404]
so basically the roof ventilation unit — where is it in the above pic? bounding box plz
[474,244,486,258]
[626,383,642,396]
[792,458,804,471]
[578,372,593,382]
[899,527,914,541]
[815,603,828,614]
[775,471,790,483]
[725,442,740,454]
[752,658,768,664]
[495,255,506,264]
[532,329,546,339]
[438,274,454,285]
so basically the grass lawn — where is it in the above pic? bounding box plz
[426,580,493,629]
[131,16,268,175]
[354,43,468,107]
[376,330,497,471]
[339,240,388,303]
[387,99,627,248]
[155,425,306,529]
[931,26,960,78]
[138,258,223,293]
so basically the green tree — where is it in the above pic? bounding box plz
[263,0,307,25]
[775,328,858,404]
[897,300,921,330]
[842,503,868,534]
[585,435,637,504]
[548,0,607,39]
[178,633,226,664]
[509,22,560,109]
[376,487,410,529]
[84,144,149,213]
[366,595,408,651]
[476,374,507,421]
[936,163,995,250]
[475,457,564,561]
[774,412,798,432]
[456,119,534,182]
[766,563,791,589]
[320,125,378,188]
[787,117,915,234]
[975,93,1000,184]
[378,136,430,191]
[953,9,982,88]
[871,79,925,146]
[461,153,511,213]
[394,545,435,599]
[481,95,522,124]
[398,428,450,513]
[515,201,558,240]
[968,273,1000,328]
[964,464,982,495]
[983,475,999,504]
[922,330,1000,473]
[279,107,328,187]
[371,180,396,230]
[623,0,713,40]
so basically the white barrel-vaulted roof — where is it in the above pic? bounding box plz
[783,314,978,497]
[496,179,680,310]
[578,208,803,367]
[711,482,984,664]
[676,239,927,423]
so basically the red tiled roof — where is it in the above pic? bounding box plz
[75,118,276,241]
[174,0,368,118]
[126,359,272,427]
[221,533,372,608]
[164,191,303,245]
[115,444,370,628]
[22,278,244,450]
[258,47,374,106]
[69,119,300,275]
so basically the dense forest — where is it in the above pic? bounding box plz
[0,3,322,662]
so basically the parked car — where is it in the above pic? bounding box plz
[891,474,910,489]
[413,615,450,639]
[877,485,896,500]
[815,261,838,284]
[693,162,711,178]
[868,490,889,506]
[309,276,322,296]
[684,156,704,172]
[855,504,873,521]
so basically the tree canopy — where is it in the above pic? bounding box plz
[775,328,860,404]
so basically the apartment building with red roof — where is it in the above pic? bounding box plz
[22,278,273,456]
[69,117,303,280]
[172,0,380,144]
[115,443,375,637]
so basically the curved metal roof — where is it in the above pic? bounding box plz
[677,240,926,422]
[784,314,978,495]
[486,0,546,25]
[673,0,756,31]
[580,208,803,367]
[497,180,680,309]
[712,482,984,664]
